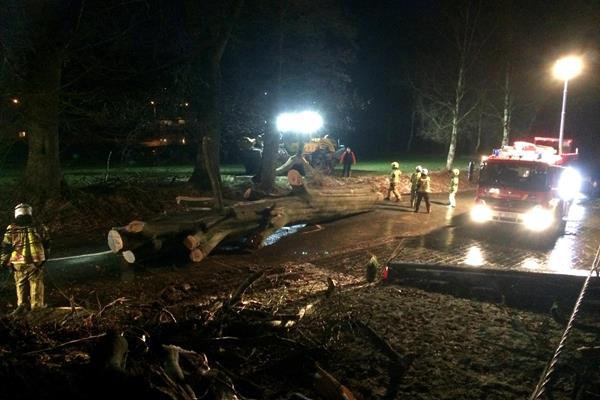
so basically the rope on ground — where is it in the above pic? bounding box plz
[529,243,600,400]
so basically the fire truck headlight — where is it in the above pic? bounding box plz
[558,167,581,200]
[471,203,491,223]
[523,207,554,231]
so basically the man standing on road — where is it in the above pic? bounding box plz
[339,147,356,178]
[1,203,51,316]
[410,165,422,208]
[414,168,431,213]
[448,168,460,208]
[385,162,402,202]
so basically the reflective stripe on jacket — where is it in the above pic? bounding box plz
[417,176,431,193]
[2,224,49,265]
[390,169,402,184]
[410,172,421,189]
[449,176,459,193]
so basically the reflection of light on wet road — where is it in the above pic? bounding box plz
[392,198,597,277]
[47,250,114,264]
[565,201,585,235]
[548,236,574,273]
[568,202,585,220]
[263,224,307,246]
[445,207,454,224]
[464,245,484,266]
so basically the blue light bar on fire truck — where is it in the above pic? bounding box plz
[489,141,562,164]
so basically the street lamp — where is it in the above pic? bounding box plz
[149,100,157,119]
[553,55,583,155]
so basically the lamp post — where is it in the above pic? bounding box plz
[552,56,582,155]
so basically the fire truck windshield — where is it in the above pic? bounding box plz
[479,162,549,191]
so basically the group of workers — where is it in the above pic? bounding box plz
[385,162,460,213]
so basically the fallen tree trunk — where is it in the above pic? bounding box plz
[108,174,382,263]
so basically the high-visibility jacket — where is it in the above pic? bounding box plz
[410,172,421,189]
[1,223,50,265]
[449,176,459,193]
[390,169,402,184]
[417,176,431,193]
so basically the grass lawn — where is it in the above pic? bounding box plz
[0,156,473,187]
[350,155,473,175]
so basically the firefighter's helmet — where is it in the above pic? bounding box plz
[14,203,33,218]
[416,165,422,172]
[452,168,460,176]
[422,168,429,175]
[391,162,400,169]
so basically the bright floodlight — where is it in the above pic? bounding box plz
[558,167,581,200]
[276,111,323,134]
[553,56,583,81]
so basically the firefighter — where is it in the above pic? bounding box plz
[448,168,460,208]
[385,162,402,202]
[410,165,423,208]
[414,168,431,213]
[1,203,50,316]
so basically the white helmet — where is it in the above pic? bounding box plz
[14,203,32,218]
[416,165,422,172]
[391,162,400,169]
[452,168,460,176]
[422,168,429,175]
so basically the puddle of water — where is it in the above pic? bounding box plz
[263,224,308,246]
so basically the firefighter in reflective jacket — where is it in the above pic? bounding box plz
[385,162,402,202]
[410,165,423,208]
[1,204,50,315]
[448,168,460,208]
[414,169,431,213]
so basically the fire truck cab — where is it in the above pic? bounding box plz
[470,140,580,235]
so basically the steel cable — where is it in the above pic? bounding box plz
[529,242,600,400]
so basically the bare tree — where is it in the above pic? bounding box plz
[182,0,244,191]
[1,1,84,198]
[412,0,489,170]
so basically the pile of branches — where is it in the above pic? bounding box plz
[0,268,412,400]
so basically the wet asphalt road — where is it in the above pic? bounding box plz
[253,192,600,278]
[389,198,599,277]
[1,191,598,304]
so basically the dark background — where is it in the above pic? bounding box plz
[1,0,598,166]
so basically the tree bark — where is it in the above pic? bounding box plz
[255,1,286,193]
[445,64,464,170]
[501,63,512,147]
[23,47,64,198]
[189,54,222,190]
[185,0,245,190]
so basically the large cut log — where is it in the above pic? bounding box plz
[108,174,382,263]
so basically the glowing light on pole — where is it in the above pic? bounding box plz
[276,111,323,134]
[553,56,583,155]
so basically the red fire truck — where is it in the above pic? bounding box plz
[470,139,580,235]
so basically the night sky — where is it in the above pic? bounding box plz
[1,0,599,164]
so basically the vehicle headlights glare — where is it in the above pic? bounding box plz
[523,207,554,231]
[558,167,581,200]
[471,203,491,223]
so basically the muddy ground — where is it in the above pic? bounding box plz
[0,172,599,399]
